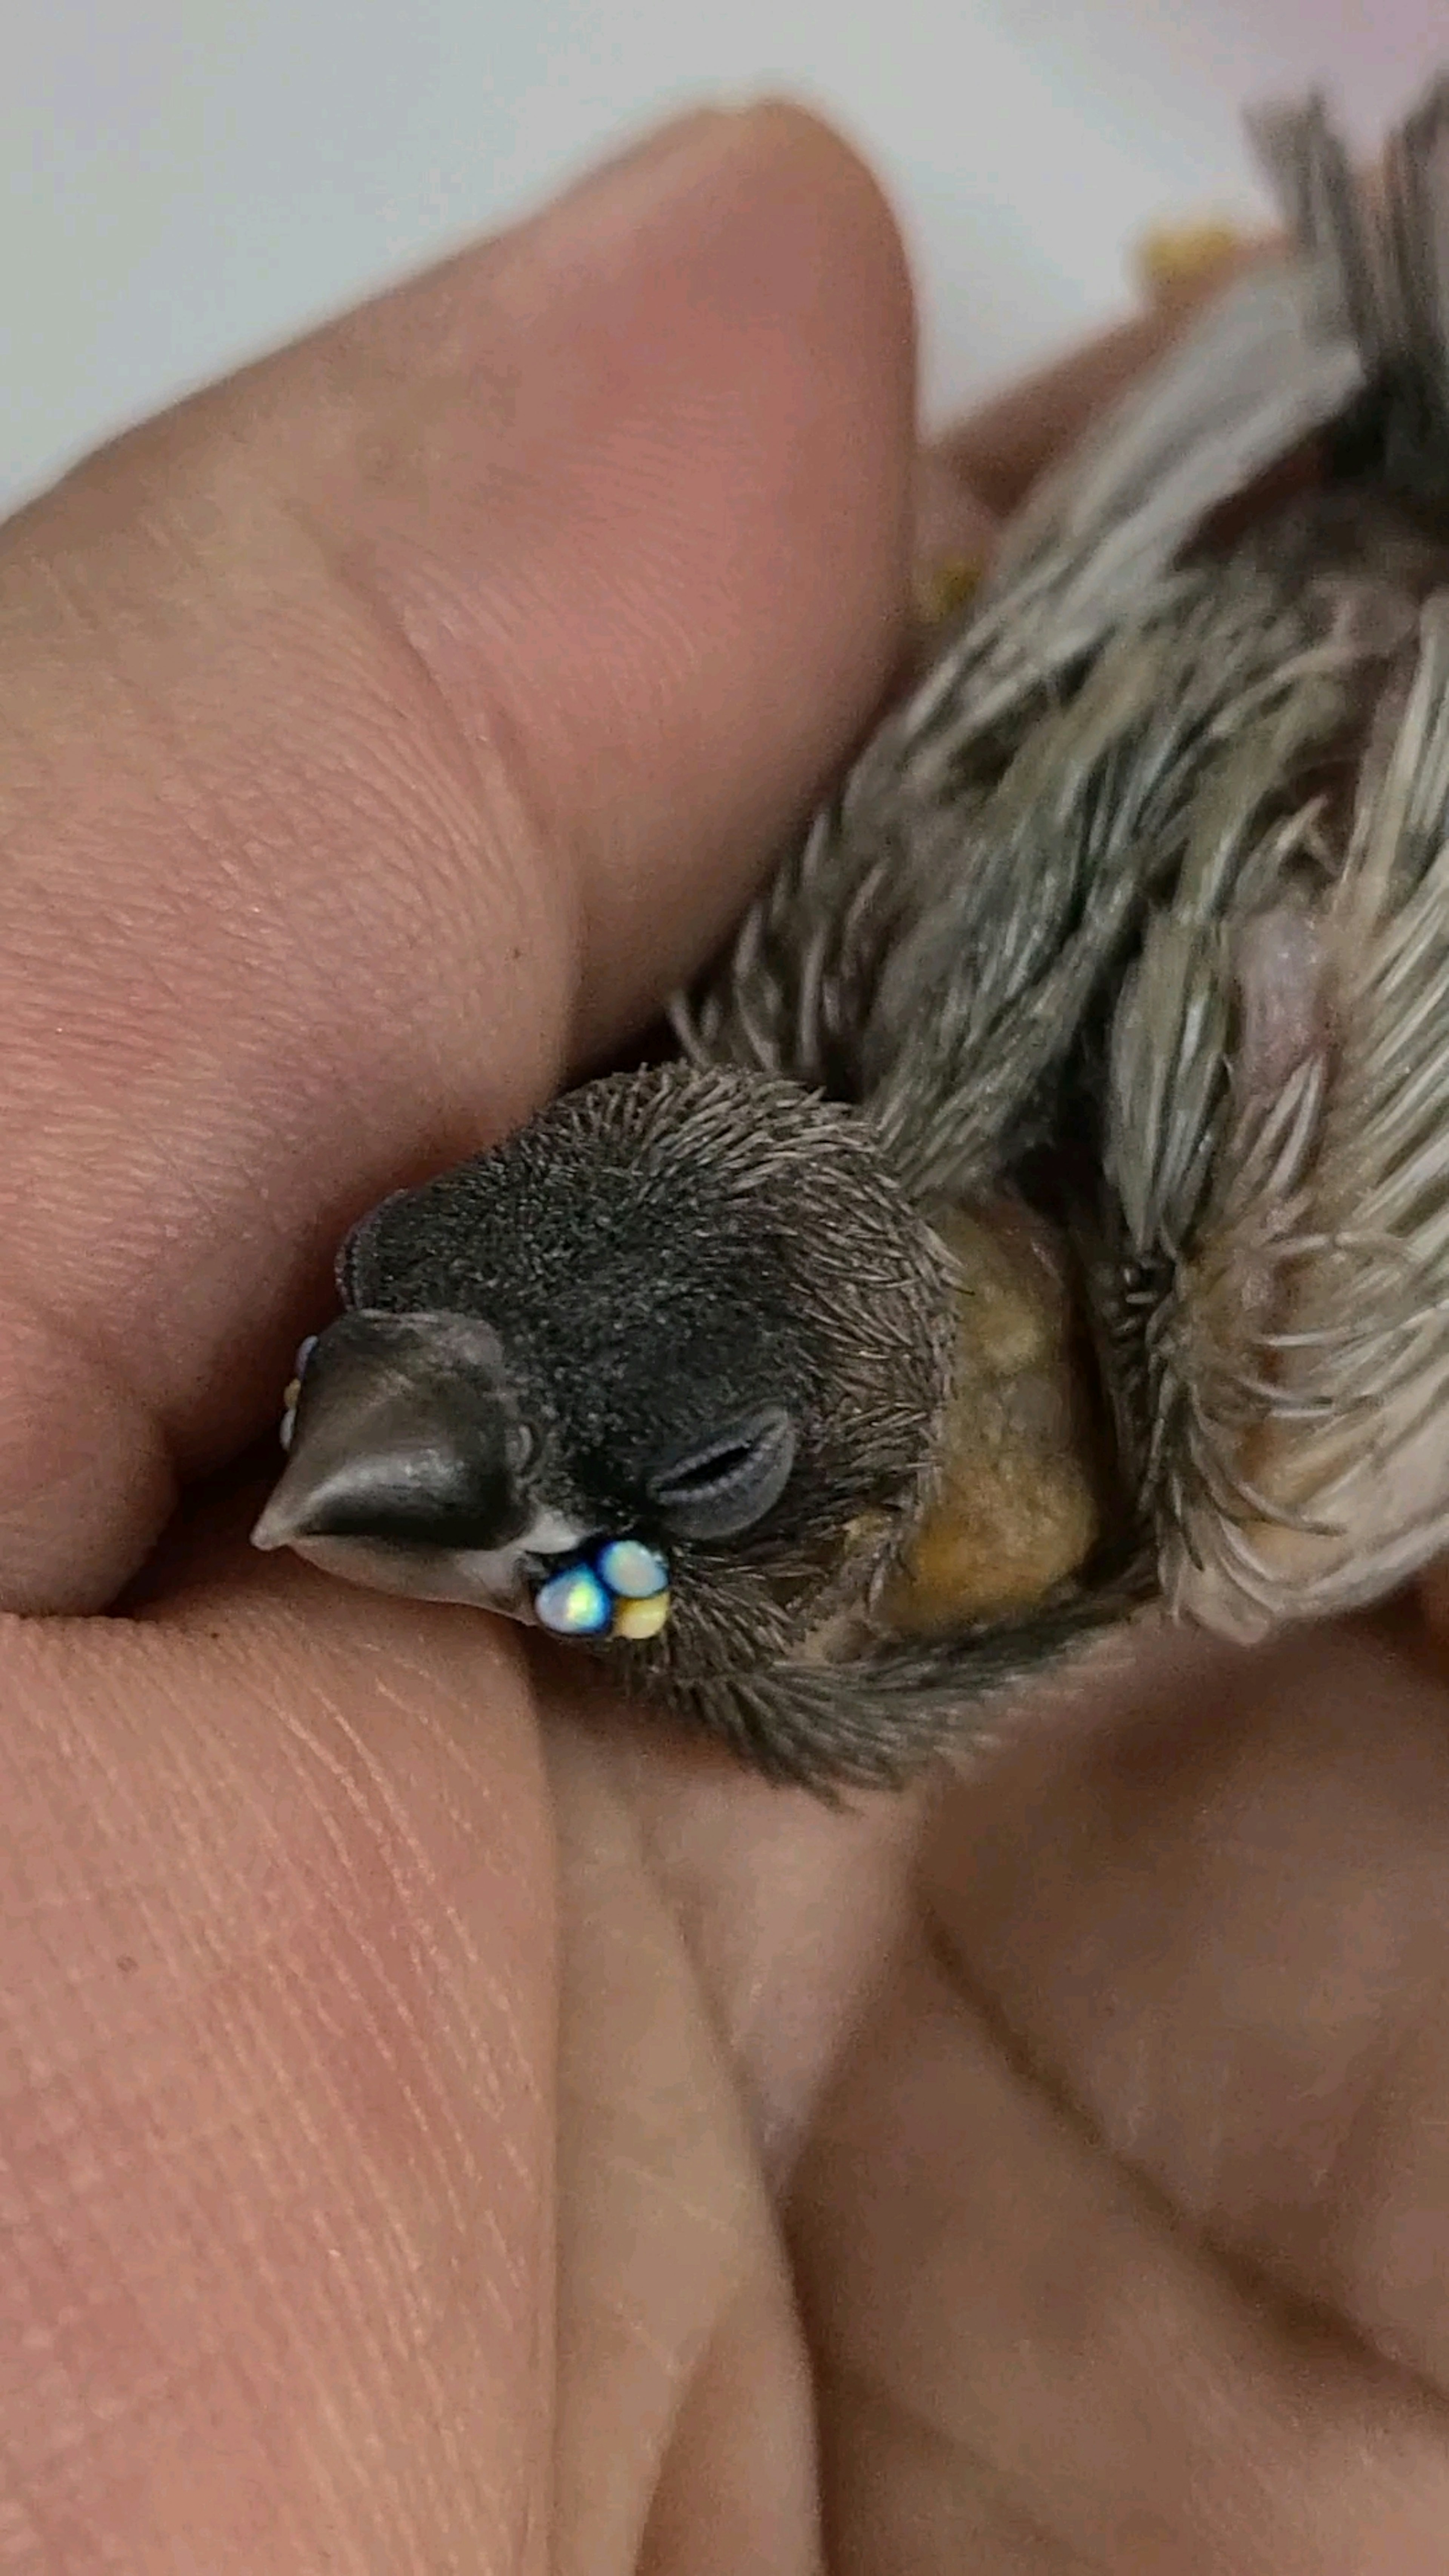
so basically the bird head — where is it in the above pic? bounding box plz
[252,1065,957,1676]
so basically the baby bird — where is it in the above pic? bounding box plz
[257,85,1449,1784]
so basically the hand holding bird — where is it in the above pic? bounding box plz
[3,97,1449,2570]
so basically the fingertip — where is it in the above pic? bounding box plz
[713,96,915,317]
[318,91,919,1049]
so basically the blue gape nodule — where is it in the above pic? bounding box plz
[258,83,1449,1788]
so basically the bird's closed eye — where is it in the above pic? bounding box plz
[646,1407,797,1542]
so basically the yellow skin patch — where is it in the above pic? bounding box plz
[882,1205,1101,1634]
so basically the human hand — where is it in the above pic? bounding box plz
[2,105,1445,2574]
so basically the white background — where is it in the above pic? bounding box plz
[3,0,1443,512]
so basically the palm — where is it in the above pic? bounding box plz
[540,1613,1449,2571]
[14,1533,1449,2568]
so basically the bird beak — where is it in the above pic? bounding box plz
[251,1311,543,1612]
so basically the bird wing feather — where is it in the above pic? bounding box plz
[674,250,1363,1123]
[1146,596,1449,1634]
[661,85,1449,1777]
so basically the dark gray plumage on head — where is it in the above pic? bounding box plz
[260,81,1449,1783]
[257,1067,960,1757]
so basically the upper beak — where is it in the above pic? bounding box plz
[252,1310,532,1562]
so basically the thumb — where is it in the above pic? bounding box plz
[0,104,914,1611]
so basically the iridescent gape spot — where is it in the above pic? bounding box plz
[530,1534,672,1641]
[534,1563,613,1636]
[597,1538,669,1598]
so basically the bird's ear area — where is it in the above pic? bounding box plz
[645,1406,797,1543]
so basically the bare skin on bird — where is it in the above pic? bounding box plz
[256,83,1449,1786]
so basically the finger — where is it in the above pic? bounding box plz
[544,1720,822,2576]
[0,104,915,1612]
[551,1669,929,2189]
[0,1585,555,2571]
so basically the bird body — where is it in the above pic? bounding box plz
[257,86,1449,1785]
